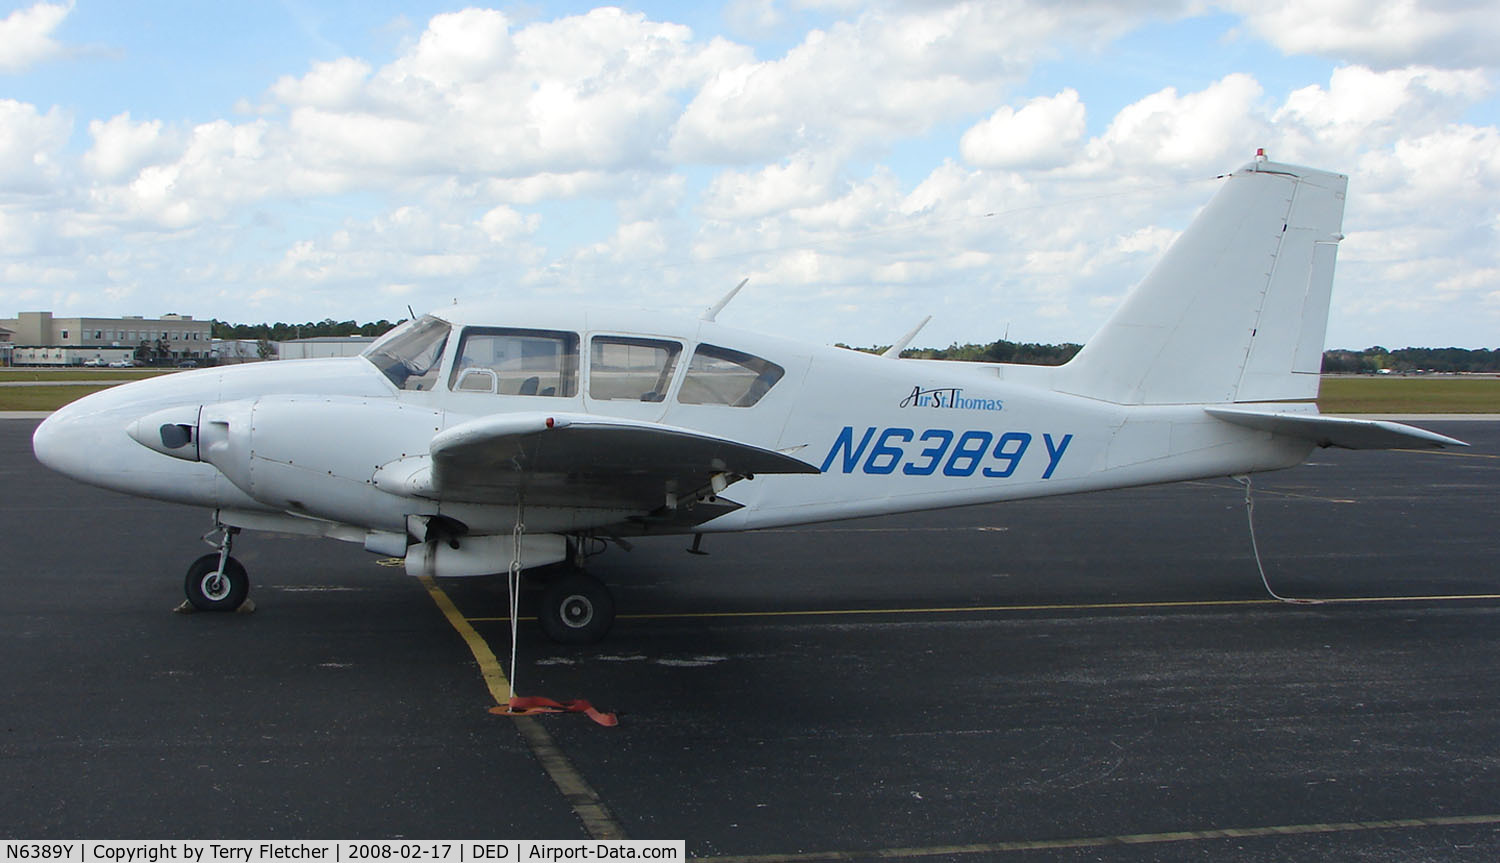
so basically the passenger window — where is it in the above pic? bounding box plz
[677,344,784,407]
[449,328,579,397]
[589,337,682,402]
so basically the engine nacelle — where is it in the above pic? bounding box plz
[191,396,444,531]
[405,532,567,578]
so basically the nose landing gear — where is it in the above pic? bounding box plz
[182,523,251,612]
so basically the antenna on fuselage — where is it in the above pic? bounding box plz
[702,278,749,322]
[882,315,932,359]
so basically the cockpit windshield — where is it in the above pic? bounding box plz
[362,315,451,391]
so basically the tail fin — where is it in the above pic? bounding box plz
[1054,157,1347,405]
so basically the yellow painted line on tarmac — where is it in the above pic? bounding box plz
[609,594,1500,621]
[1394,447,1500,459]
[1253,489,1357,503]
[459,593,1500,625]
[1308,593,1500,604]
[786,526,1010,533]
[465,599,1275,624]
[694,813,1500,862]
[611,599,1274,621]
[419,575,626,841]
[420,574,513,705]
[1185,480,1356,503]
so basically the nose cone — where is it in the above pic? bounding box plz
[30,378,220,504]
[31,397,104,483]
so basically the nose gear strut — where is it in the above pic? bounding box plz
[176,518,253,613]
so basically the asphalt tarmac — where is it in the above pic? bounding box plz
[2,417,1498,860]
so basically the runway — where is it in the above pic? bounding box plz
[2,417,1498,860]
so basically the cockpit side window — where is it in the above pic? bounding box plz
[676,344,785,407]
[448,328,579,397]
[589,337,682,402]
[362,315,451,391]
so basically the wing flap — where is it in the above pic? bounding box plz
[1205,407,1468,450]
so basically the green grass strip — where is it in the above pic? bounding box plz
[0,368,171,382]
[0,385,118,411]
[1318,377,1500,414]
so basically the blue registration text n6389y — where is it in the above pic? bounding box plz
[819,427,1073,479]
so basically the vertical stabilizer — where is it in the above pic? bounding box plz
[1053,159,1347,405]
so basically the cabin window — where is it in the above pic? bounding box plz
[588,337,682,402]
[677,344,785,407]
[362,315,451,391]
[449,328,579,397]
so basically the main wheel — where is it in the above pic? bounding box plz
[184,553,250,612]
[539,571,615,644]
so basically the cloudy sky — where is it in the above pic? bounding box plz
[2,1,1497,349]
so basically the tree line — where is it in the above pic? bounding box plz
[859,340,1500,372]
[213,319,1497,373]
[1320,347,1500,373]
[838,339,1084,365]
[210,318,402,341]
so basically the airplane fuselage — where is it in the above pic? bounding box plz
[35,305,1312,546]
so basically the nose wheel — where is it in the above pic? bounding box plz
[538,571,615,644]
[184,553,250,611]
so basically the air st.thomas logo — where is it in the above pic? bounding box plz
[900,386,1004,412]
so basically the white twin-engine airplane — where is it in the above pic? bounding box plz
[33,155,1466,643]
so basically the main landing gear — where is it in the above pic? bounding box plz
[183,524,251,612]
[536,569,616,645]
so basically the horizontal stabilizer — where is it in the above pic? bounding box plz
[1205,407,1468,450]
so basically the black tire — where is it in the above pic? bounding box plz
[538,572,615,644]
[184,553,250,612]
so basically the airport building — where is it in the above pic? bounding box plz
[1,311,379,367]
[211,338,277,364]
[0,312,214,366]
[279,335,376,360]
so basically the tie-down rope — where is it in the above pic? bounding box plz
[507,499,524,700]
[1234,474,1323,605]
[488,488,617,726]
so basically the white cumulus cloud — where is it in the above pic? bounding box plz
[0,99,70,193]
[671,2,1089,164]
[959,89,1086,169]
[0,1,71,73]
[1274,65,1491,164]
[83,113,178,181]
[1222,0,1500,69]
[1084,73,1269,174]
[701,155,840,220]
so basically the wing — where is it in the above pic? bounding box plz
[373,412,819,514]
[1205,407,1468,449]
